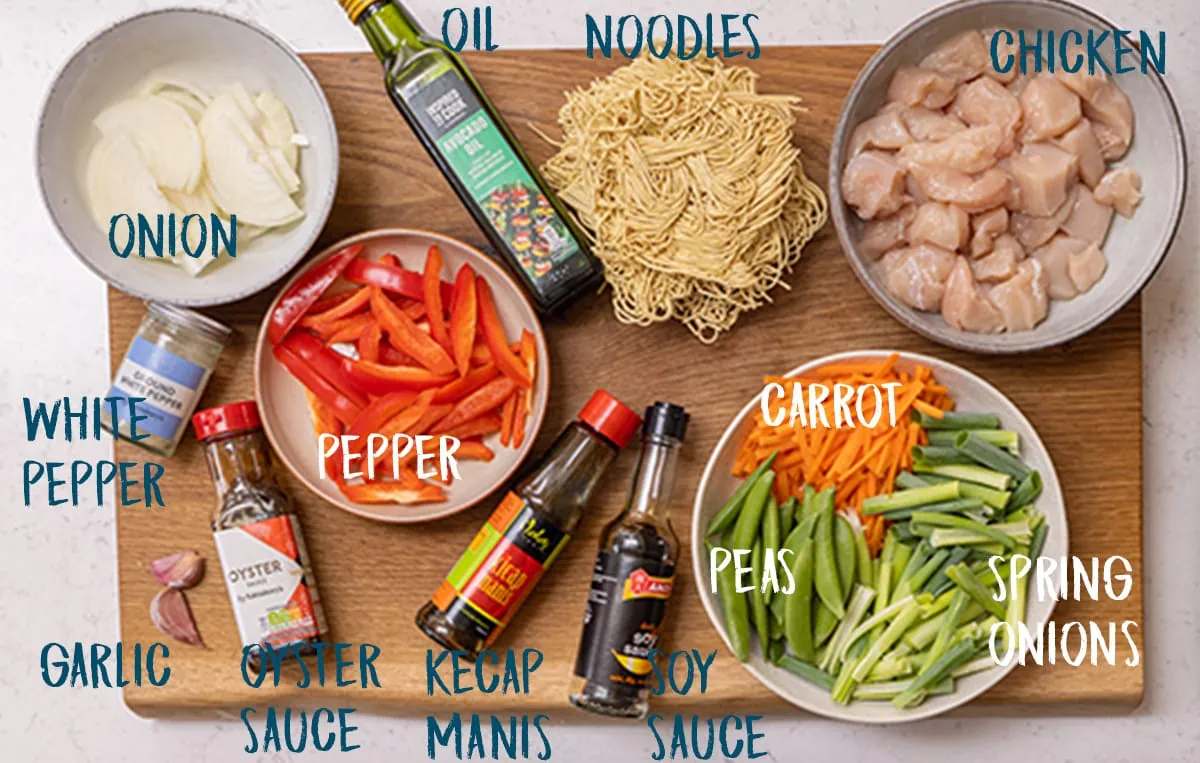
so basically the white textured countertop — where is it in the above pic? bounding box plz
[2,0,1197,760]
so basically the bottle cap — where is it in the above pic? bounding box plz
[337,0,375,23]
[643,401,689,442]
[578,390,641,449]
[192,401,262,441]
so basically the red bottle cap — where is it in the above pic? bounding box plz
[578,390,641,449]
[192,401,262,441]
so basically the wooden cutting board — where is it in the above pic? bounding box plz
[110,46,1143,717]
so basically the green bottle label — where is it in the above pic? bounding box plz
[403,67,583,286]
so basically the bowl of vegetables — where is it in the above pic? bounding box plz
[691,350,1067,722]
[254,229,549,523]
[37,8,339,306]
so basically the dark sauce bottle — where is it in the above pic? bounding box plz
[340,0,603,313]
[570,402,689,718]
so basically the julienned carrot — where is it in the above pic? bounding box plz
[734,353,953,554]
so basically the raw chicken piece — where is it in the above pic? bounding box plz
[1032,234,1087,300]
[1055,44,1108,102]
[887,66,957,109]
[1060,186,1114,244]
[905,173,927,204]
[901,107,967,142]
[859,205,916,259]
[1019,76,1082,141]
[981,28,1018,84]
[1093,167,1142,218]
[907,165,1011,213]
[972,233,1024,282]
[969,206,1009,257]
[1068,241,1108,293]
[921,30,991,84]
[849,109,914,155]
[878,243,957,311]
[1010,186,1077,250]
[1052,119,1106,188]
[898,125,1003,174]
[1007,74,1029,97]
[842,150,909,220]
[987,258,1049,331]
[1083,82,1134,160]
[942,256,1005,332]
[907,201,970,251]
[1007,143,1078,216]
[951,78,1022,155]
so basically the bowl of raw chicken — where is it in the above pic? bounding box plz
[830,0,1186,354]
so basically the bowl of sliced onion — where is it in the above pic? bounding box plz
[37,8,339,306]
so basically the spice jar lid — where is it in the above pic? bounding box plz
[578,390,642,449]
[643,401,689,442]
[192,401,262,440]
[148,303,233,345]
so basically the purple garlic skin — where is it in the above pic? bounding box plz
[149,588,203,646]
[148,550,204,589]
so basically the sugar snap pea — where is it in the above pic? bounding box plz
[784,536,816,662]
[749,539,770,645]
[730,470,775,552]
[814,600,839,646]
[813,489,845,618]
[705,451,778,538]
[834,513,857,602]
[767,637,786,665]
[716,532,751,661]
[779,496,796,541]
[762,496,781,606]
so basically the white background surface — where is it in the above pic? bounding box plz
[2,0,1197,760]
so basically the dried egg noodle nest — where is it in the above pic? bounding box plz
[538,56,827,343]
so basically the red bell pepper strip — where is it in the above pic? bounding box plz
[470,341,491,367]
[348,390,421,442]
[304,390,344,482]
[379,253,402,269]
[368,286,457,375]
[413,403,453,435]
[303,311,374,343]
[368,390,437,474]
[513,330,537,448]
[455,440,496,462]
[307,289,359,316]
[345,258,454,304]
[450,264,477,376]
[432,363,498,404]
[300,287,371,326]
[337,481,445,505]
[357,321,382,363]
[346,359,455,396]
[379,343,415,366]
[424,246,451,349]
[500,394,517,447]
[280,332,370,409]
[432,376,518,435]
[476,277,532,388]
[273,343,362,426]
[440,413,503,440]
[268,243,364,345]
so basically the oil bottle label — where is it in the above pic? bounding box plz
[214,515,327,649]
[573,550,675,691]
[432,493,569,646]
[402,67,584,287]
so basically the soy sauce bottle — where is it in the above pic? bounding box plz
[339,0,603,312]
[416,390,642,658]
[570,402,689,718]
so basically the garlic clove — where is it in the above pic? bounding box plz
[149,588,204,646]
[148,550,204,589]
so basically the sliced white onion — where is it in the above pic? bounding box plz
[256,90,300,170]
[94,96,203,193]
[86,134,174,230]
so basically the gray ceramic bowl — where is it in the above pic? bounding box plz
[830,0,1186,354]
[37,8,339,307]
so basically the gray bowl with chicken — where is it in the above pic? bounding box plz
[830,0,1186,354]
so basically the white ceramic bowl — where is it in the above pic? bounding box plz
[37,8,339,306]
[830,0,1187,354]
[254,229,550,524]
[691,350,1068,723]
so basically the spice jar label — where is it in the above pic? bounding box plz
[214,515,327,649]
[430,492,569,645]
[106,336,205,441]
[573,550,675,689]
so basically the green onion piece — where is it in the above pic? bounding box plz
[912,463,1012,491]
[836,594,917,666]
[910,512,1016,550]
[913,410,1001,430]
[776,655,836,691]
[866,654,915,682]
[923,547,970,594]
[882,497,986,522]
[851,600,923,682]
[894,549,950,600]
[946,563,1006,619]
[891,638,978,708]
[818,585,876,674]
[912,445,975,466]
[895,471,933,490]
[923,590,969,671]
[954,431,1031,480]
[891,542,913,591]
[951,655,996,679]
[928,429,1018,453]
[1006,471,1044,511]
[1029,523,1049,562]
[863,481,961,515]
[707,451,778,537]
